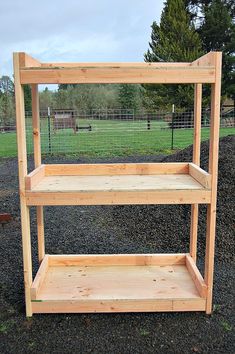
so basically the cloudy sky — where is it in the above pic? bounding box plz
[0,0,164,78]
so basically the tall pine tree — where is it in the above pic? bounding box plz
[200,0,235,100]
[118,84,141,112]
[144,0,203,109]
[186,0,235,100]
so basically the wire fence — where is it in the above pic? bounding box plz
[0,108,234,156]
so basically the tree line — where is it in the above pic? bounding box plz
[0,0,234,125]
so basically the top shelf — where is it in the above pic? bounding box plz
[15,52,219,84]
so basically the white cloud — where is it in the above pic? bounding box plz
[0,0,164,77]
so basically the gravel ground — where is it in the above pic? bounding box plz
[0,135,234,354]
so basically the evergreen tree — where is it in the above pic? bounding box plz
[186,0,235,21]
[144,0,203,109]
[118,84,140,111]
[24,85,32,112]
[0,76,15,125]
[39,87,55,110]
[200,0,235,99]
[186,0,235,100]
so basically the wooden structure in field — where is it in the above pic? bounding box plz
[14,52,222,316]
[53,109,76,133]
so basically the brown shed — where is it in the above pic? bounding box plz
[53,109,76,133]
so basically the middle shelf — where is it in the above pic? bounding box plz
[25,162,211,206]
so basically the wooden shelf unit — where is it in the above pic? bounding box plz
[14,52,222,316]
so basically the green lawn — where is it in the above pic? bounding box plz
[0,118,234,157]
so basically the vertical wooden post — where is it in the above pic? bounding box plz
[204,52,222,314]
[31,84,45,262]
[190,84,202,261]
[13,53,33,317]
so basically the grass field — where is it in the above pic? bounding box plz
[0,118,234,157]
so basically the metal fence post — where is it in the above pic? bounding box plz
[171,104,175,150]
[47,106,52,154]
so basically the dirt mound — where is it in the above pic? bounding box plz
[111,135,235,263]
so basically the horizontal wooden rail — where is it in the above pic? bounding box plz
[20,66,216,84]
[25,190,211,205]
[45,163,189,176]
[49,253,187,266]
[41,62,192,68]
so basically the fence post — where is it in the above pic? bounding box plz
[147,114,151,130]
[171,104,175,150]
[47,106,51,154]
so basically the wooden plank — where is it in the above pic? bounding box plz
[49,253,186,266]
[45,163,189,176]
[36,206,44,263]
[189,163,211,189]
[192,52,216,68]
[190,204,199,261]
[33,174,204,192]
[205,52,222,314]
[19,52,41,68]
[190,83,202,261]
[14,53,33,317]
[172,299,206,311]
[32,298,206,313]
[192,84,202,165]
[39,264,196,301]
[31,84,41,166]
[25,189,211,206]
[25,165,45,190]
[31,84,45,263]
[31,255,49,300]
[41,62,191,68]
[20,66,216,84]
[186,255,207,298]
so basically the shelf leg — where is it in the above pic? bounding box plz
[32,84,45,262]
[190,84,202,261]
[14,53,33,316]
[204,53,222,314]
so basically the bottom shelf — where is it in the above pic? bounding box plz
[31,254,207,313]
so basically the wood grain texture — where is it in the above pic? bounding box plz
[33,174,205,192]
[192,52,216,68]
[26,189,211,206]
[45,162,189,176]
[25,165,45,190]
[49,253,186,266]
[20,66,216,84]
[30,253,206,313]
[190,83,202,261]
[19,52,41,68]
[205,52,222,314]
[31,255,49,300]
[31,84,45,262]
[189,163,211,189]
[14,53,33,316]
[186,255,207,298]
[32,298,206,313]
